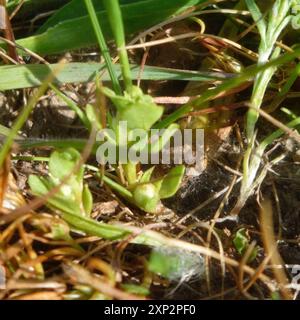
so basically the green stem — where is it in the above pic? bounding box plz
[123,162,137,185]
[95,172,133,199]
[84,0,122,95]
[246,46,281,141]
[103,0,132,93]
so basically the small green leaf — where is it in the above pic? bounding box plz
[103,86,163,131]
[233,228,249,255]
[61,211,130,240]
[233,228,258,262]
[28,174,82,215]
[49,221,72,241]
[149,249,173,278]
[49,148,84,208]
[82,184,93,217]
[140,166,155,183]
[28,175,50,196]
[49,148,82,181]
[271,291,281,300]
[28,148,93,217]
[158,165,185,199]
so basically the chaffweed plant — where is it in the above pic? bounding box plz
[29,0,185,215]
[87,0,186,213]
[233,0,300,212]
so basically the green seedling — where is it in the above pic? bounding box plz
[233,228,258,262]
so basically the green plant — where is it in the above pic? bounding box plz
[28,0,185,215]
[233,228,258,262]
[245,0,293,140]
[86,0,185,213]
[234,0,299,212]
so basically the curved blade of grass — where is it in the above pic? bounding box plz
[7,0,205,55]
[155,47,300,129]
[103,0,132,93]
[245,0,266,41]
[38,0,139,33]
[84,0,121,94]
[0,63,230,91]
[61,211,131,240]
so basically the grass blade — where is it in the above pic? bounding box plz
[84,0,122,94]
[103,0,132,92]
[0,63,230,91]
[6,0,206,55]
[155,47,300,129]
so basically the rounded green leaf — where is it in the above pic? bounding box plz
[158,165,185,199]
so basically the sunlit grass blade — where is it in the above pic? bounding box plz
[0,63,227,91]
[245,0,266,41]
[84,0,122,95]
[103,0,132,92]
